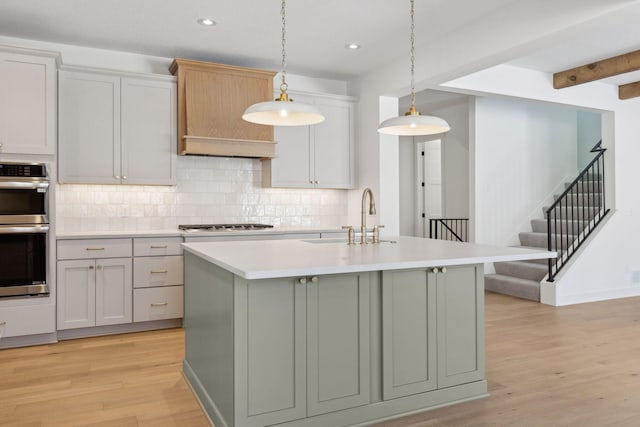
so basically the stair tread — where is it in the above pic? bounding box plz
[520,231,576,238]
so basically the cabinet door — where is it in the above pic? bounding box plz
[307,273,370,415]
[121,77,177,185]
[57,260,96,330]
[58,70,121,183]
[314,99,353,189]
[95,258,132,326]
[0,52,56,155]
[235,277,307,427]
[269,124,313,188]
[436,265,485,388]
[382,269,437,400]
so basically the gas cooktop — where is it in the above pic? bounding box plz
[178,224,274,232]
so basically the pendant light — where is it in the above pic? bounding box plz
[242,0,325,126]
[377,0,450,136]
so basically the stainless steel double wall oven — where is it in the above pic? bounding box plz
[0,162,50,298]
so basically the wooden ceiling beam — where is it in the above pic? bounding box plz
[553,49,640,89]
[619,81,640,100]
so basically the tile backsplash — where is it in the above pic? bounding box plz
[55,156,348,232]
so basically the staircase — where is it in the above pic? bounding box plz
[485,142,609,301]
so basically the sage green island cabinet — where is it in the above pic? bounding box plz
[382,265,484,400]
[182,237,555,427]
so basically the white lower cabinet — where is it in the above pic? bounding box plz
[57,258,132,330]
[134,286,183,322]
[132,237,184,322]
[57,238,133,330]
[0,304,55,338]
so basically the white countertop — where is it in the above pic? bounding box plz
[182,236,557,280]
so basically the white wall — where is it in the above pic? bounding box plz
[473,96,578,246]
[398,98,470,237]
[445,64,640,305]
[430,100,470,218]
[398,137,416,236]
[577,110,602,170]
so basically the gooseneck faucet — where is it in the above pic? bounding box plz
[360,187,376,244]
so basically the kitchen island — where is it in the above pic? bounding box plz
[182,236,554,427]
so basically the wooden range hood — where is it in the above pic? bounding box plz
[170,59,277,158]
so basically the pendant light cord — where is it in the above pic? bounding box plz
[280,0,288,92]
[409,0,416,109]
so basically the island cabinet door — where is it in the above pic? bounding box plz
[307,273,370,416]
[234,277,307,427]
[436,265,486,388]
[382,269,437,400]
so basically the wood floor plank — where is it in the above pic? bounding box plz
[2,294,640,426]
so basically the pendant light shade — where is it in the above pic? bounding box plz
[242,0,325,127]
[377,0,450,136]
[378,107,450,136]
[242,92,325,126]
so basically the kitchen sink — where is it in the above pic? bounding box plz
[302,238,396,244]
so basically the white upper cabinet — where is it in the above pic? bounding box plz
[0,48,58,155]
[263,92,354,189]
[58,67,177,185]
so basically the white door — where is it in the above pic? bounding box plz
[416,139,442,237]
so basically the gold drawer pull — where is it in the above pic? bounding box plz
[150,245,168,249]
[150,302,168,307]
[86,247,105,251]
[0,321,6,326]
[150,270,168,274]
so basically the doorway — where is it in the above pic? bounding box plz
[415,138,442,237]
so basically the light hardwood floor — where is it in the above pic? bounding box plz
[1,292,640,427]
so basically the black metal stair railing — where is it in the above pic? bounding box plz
[546,140,610,282]
[429,218,469,242]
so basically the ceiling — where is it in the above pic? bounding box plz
[508,2,640,87]
[0,0,521,80]
[1,0,639,89]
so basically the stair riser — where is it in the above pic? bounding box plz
[564,181,603,189]
[553,194,602,205]
[544,207,601,219]
[519,233,575,249]
[485,275,539,301]
[494,262,547,281]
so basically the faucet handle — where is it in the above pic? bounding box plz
[372,225,385,243]
[341,225,356,244]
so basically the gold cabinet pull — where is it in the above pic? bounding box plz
[86,247,105,251]
[150,302,168,307]
[150,245,168,249]
[150,270,168,274]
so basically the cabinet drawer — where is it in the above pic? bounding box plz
[134,286,183,322]
[133,256,183,288]
[133,237,182,256]
[0,304,55,338]
[57,238,132,260]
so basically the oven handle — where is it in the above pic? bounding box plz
[0,181,49,190]
[0,224,49,234]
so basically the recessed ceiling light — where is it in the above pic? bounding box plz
[197,17,217,26]
[345,43,361,50]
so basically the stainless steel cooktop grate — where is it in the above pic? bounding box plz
[178,224,274,232]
